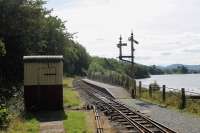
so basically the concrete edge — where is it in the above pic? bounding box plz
[82,78,116,99]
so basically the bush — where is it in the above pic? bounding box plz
[0,105,9,126]
[150,81,160,91]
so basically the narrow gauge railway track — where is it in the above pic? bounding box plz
[77,80,177,133]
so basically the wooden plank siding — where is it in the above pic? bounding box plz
[24,62,63,86]
[23,55,63,111]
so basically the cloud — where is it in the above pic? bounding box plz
[78,0,110,7]
[45,0,200,65]
[161,52,172,56]
[96,38,105,41]
[183,48,200,53]
[136,56,151,60]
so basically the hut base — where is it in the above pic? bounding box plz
[24,85,63,112]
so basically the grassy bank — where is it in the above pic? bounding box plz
[0,91,40,133]
[0,114,39,133]
[137,87,200,116]
[185,100,200,115]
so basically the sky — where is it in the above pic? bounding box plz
[45,0,200,66]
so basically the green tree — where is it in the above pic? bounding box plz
[0,0,50,83]
[175,66,188,74]
[0,0,90,96]
[0,39,6,56]
[125,64,150,79]
[148,65,164,75]
[88,56,150,79]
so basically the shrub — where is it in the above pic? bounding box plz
[0,105,9,126]
[150,81,160,91]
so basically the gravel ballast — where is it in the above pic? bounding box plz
[120,99,200,133]
[83,79,200,133]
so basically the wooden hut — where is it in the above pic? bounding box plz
[23,55,63,111]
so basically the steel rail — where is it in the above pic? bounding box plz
[77,80,177,133]
[82,84,145,133]
[109,99,177,133]
[93,92,166,133]
[81,81,176,133]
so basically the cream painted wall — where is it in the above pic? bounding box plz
[24,62,63,85]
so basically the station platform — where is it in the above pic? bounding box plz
[82,78,131,99]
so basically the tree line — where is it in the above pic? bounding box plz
[0,0,90,97]
[87,57,190,80]
[149,65,189,74]
[87,56,150,79]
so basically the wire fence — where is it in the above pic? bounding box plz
[138,82,200,95]
[137,81,200,111]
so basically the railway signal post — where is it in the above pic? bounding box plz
[117,32,139,98]
[117,35,127,60]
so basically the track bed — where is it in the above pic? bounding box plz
[74,79,177,133]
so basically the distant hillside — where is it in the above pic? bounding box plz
[162,64,200,73]
[88,58,200,79]
[184,65,200,72]
[165,64,200,71]
[165,64,183,69]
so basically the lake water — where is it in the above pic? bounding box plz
[136,74,200,94]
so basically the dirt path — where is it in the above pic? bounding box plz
[40,121,65,133]
[33,111,66,133]
[100,112,117,133]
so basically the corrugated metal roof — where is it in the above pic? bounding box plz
[23,55,63,62]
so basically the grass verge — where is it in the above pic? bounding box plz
[137,87,200,116]
[63,77,81,107]
[64,111,93,133]
[1,114,39,133]
[63,77,95,133]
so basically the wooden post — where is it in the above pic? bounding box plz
[110,73,112,84]
[139,81,142,98]
[130,79,136,98]
[109,73,112,84]
[132,88,136,98]
[134,80,136,97]
[180,88,186,109]
[125,78,127,89]
[123,79,126,88]
[117,75,119,85]
[126,77,130,90]
[162,85,166,102]
[114,73,116,84]
[127,78,130,90]
[149,84,152,98]
[119,76,122,86]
